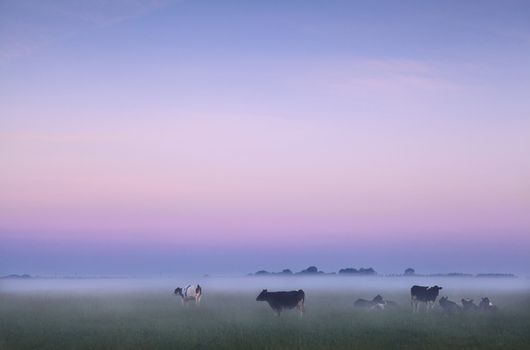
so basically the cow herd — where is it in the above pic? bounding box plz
[174,283,497,317]
[440,297,497,314]
[409,285,497,314]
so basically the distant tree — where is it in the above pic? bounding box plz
[359,267,376,275]
[298,266,319,274]
[339,268,358,274]
[255,270,270,275]
[280,269,293,274]
[476,273,515,278]
[404,268,415,276]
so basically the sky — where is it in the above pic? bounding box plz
[1,0,530,276]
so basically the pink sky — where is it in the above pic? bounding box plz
[2,115,529,247]
[1,0,529,274]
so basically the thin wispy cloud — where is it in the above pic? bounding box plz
[0,0,177,63]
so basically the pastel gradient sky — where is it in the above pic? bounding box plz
[1,0,529,275]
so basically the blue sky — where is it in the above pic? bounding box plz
[1,1,529,276]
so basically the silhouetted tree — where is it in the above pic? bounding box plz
[404,268,415,276]
[359,267,376,275]
[298,266,320,274]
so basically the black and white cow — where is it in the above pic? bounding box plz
[354,295,386,310]
[174,284,202,305]
[461,298,479,312]
[256,289,305,317]
[439,296,462,315]
[411,285,442,312]
[479,297,497,312]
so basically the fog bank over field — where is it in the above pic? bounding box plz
[1,276,529,295]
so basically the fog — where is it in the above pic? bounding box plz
[2,276,529,296]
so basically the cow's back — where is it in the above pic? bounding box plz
[411,285,427,297]
[268,290,304,309]
[354,298,372,308]
[183,285,200,298]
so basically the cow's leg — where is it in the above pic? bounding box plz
[298,301,305,318]
[195,294,201,305]
[412,298,419,313]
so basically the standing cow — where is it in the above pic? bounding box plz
[174,284,202,305]
[411,285,442,312]
[256,289,305,317]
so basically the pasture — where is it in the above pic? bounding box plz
[1,277,529,350]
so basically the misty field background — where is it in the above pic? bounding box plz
[1,277,529,350]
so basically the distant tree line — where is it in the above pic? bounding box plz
[400,268,516,278]
[251,266,377,276]
[250,267,517,278]
[0,274,32,279]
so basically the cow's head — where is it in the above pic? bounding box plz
[174,287,183,297]
[430,285,443,292]
[256,289,268,301]
[461,298,474,305]
[481,297,492,306]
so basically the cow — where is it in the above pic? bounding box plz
[384,299,399,310]
[354,295,386,310]
[256,289,305,317]
[461,298,479,312]
[439,296,462,315]
[174,284,202,305]
[410,285,442,312]
[479,297,497,312]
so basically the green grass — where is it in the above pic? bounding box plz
[1,289,529,350]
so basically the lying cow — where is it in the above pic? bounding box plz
[354,295,386,310]
[384,299,399,309]
[174,284,202,305]
[479,297,497,312]
[256,289,305,317]
[411,285,442,312]
[461,298,479,312]
[439,296,461,315]
[354,295,398,311]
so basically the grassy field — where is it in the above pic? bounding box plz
[1,281,529,350]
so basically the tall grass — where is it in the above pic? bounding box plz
[1,288,529,349]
